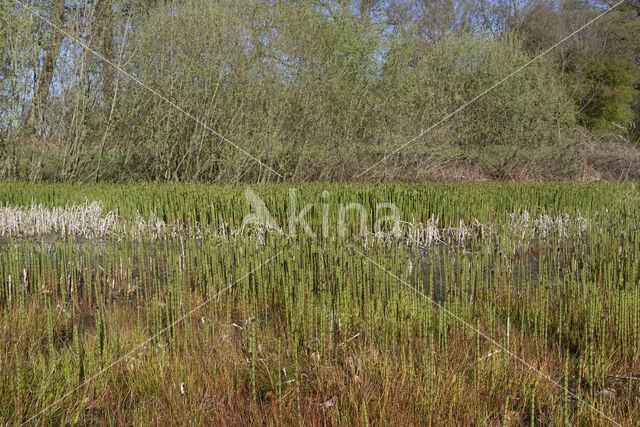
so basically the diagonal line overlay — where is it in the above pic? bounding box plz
[357,250,621,426]
[21,250,283,426]
[356,0,625,178]
[12,0,282,178]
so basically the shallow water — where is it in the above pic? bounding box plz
[413,244,575,303]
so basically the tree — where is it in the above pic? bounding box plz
[576,57,639,132]
[516,0,640,134]
[23,0,66,135]
[95,0,115,111]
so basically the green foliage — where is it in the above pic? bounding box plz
[1,0,638,181]
[0,1,12,125]
[394,31,575,148]
[0,0,584,181]
[516,0,640,136]
[576,57,640,133]
[1,182,640,423]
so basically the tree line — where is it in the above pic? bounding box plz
[0,0,639,182]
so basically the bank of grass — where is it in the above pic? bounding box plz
[1,182,639,424]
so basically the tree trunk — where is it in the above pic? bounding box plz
[24,0,66,135]
[96,0,114,110]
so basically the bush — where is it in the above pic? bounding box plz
[576,57,640,134]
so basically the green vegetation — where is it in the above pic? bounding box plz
[1,0,640,423]
[0,0,639,182]
[1,182,639,424]
[576,57,640,132]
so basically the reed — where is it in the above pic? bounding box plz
[0,182,638,424]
